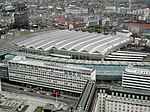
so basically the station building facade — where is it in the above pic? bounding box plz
[8,56,96,94]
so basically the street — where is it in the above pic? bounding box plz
[2,82,78,108]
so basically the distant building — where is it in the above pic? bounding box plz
[132,8,150,21]
[122,64,150,91]
[16,3,27,12]
[105,6,117,13]
[116,30,132,37]
[117,7,130,14]
[52,17,74,28]
[14,12,29,29]
[83,16,100,27]
[4,5,15,12]
[105,6,116,10]
[69,22,86,30]
[65,7,88,14]
[128,22,150,34]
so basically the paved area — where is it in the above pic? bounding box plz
[2,91,68,112]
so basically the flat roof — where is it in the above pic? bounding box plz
[125,66,150,73]
[9,56,94,73]
[97,84,150,96]
[78,80,94,108]
[11,52,150,66]
[15,30,131,56]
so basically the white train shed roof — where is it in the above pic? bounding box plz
[16,30,131,56]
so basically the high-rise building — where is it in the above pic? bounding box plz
[14,12,29,29]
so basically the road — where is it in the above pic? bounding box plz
[2,83,78,107]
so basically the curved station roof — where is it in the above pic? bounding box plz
[15,30,131,56]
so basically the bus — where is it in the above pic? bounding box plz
[52,91,60,97]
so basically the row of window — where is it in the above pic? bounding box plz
[9,62,90,76]
[9,69,88,81]
[9,73,85,88]
[9,76,83,92]
[9,67,90,78]
[9,70,87,85]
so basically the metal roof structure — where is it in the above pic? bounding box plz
[15,30,131,56]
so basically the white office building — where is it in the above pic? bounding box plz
[8,56,96,93]
[65,7,88,14]
[84,16,100,27]
[122,64,150,91]
[95,87,150,112]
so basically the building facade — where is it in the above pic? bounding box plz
[8,56,96,93]
[95,86,150,112]
[122,64,150,91]
[83,16,100,27]
[0,63,8,79]
[128,22,150,34]
[65,7,88,15]
[14,12,29,29]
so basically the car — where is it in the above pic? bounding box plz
[30,29,34,32]
[52,92,60,97]
[20,29,26,31]
[7,32,13,35]
[29,90,34,92]
[19,88,24,90]
[36,91,40,94]
[40,92,46,95]
[46,93,50,96]
[103,32,108,35]
[24,89,28,91]
[34,87,39,91]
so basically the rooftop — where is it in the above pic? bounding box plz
[97,84,150,96]
[9,56,94,73]
[15,30,131,56]
[125,65,150,77]
[11,52,150,66]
